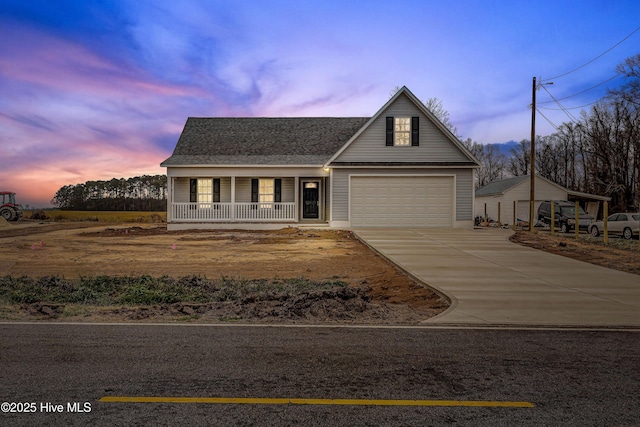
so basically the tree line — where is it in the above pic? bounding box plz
[51,175,167,211]
[463,53,640,213]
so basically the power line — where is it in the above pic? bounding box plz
[535,107,560,131]
[537,74,623,104]
[540,84,579,123]
[538,100,599,111]
[543,25,640,82]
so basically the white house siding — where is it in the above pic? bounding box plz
[475,179,567,224]
[331,168,474,228]
[235,178,252,202]
[282,178,295,203]
[173,177,190,203]
[167,167,328,204]
[333,93,471,164]
[324,178,331,220]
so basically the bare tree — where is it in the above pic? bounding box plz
[423,97,460,138]
[461,139,506,188]
[482,144,507,185]
[608,53,640,106]
[389,87,460,137]
[537,134,563,184]
[508,139,531,176]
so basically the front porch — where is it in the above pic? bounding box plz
[171,202,297,222]
[166,174,328,225]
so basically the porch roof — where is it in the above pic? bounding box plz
[161,117,370,167]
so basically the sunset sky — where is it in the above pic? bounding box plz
[1,1,639,207]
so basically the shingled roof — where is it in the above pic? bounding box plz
[160,117,370,166]
[475,175,530,197]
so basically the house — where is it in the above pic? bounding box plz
[475,174,610,225]
[161,86,480,230]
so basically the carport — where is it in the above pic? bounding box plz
[475,174,610,225]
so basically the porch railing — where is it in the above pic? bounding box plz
[171,202,296,222]
[172,203,232,221]
[235,202,296,221]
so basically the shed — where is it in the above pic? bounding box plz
[475,175,610,226]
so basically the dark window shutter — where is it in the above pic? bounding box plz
[274,179,282,203]
[189,179,197,203]
[251,179,258,203]
[213,178,220,203]
[411,116,419,146]
[386,117,394,146]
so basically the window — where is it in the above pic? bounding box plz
[386,116,419,146]
[259,178,274,208]
[198,179,212,206]
[394,117,411,146]
[251,178,282,208]
[190,178,220,206]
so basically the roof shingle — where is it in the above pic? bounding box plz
[475,175,529,196]
[161,117,370,166]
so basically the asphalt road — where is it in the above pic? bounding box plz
[1,323,639,426]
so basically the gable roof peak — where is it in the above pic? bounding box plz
[324,86,480,166]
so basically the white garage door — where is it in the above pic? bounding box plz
[350,176,454,227]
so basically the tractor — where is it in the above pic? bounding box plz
[0,192,23,221]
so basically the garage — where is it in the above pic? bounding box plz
[350,176,454,227]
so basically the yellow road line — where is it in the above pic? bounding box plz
[99,396,534,408]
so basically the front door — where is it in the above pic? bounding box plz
[302,182,319,219]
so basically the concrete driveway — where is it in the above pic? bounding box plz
[354,228,640,327]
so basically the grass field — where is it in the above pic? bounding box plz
[23,210,166,223]
[0,275,347,306]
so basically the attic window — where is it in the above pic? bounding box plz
[386,116,419,146]
[394,118,411,146]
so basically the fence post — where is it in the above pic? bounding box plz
[575,201,579,239]
[484,203,487,224]
[551,201,555,236]
[513,200,516,230]
[603,201,608,243]
[498,202,501,227]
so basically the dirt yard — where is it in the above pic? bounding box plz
[510,229,640,275]
[0,221,448,324]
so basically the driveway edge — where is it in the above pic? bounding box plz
[352,230,457,317]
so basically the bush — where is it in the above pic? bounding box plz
[30,210,49,220]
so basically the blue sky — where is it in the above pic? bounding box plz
[1,0,639,206]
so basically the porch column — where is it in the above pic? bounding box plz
[167,176,173,222]
[231,176,236,220]
[294,176,299,221]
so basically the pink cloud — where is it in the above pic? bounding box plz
[0,24,203,102]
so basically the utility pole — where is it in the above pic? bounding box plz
[528,77,553,232]
[529,77,536,232]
